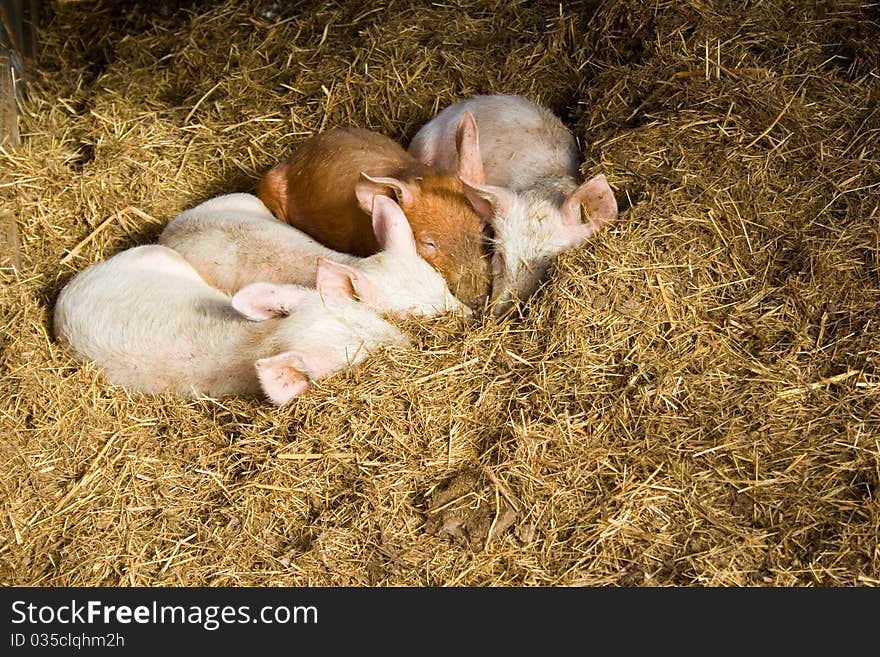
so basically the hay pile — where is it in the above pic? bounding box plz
[1,0,877,586]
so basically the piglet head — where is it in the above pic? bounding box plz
[237,281,366,405]
[340,195,472,318]
[353,116,491,310]
[233,283,315,404]
[461,173,618,316]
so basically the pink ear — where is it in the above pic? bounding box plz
[254,351,311,405]
[371,195,417,254]
[459,178,516,225]
[232,282,313,320]
[561,174,618,238]
[316,258,379,306]
[356,172,414,213]
[455,111,485,185]
[292,347,342,380]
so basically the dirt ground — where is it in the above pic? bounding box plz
[0,0,877,586]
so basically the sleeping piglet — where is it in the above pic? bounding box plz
[255,121,491,309]
[408,93,619,315]
[159,192,469,319]
[53,244,407,405]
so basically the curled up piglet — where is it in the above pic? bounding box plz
[408,93,619,315]
[53,244,408,405]
[255,122,491,309]
[159,192,469,319]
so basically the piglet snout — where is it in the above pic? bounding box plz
[470,293,488,313]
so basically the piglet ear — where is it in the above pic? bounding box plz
[316,258,379,307]
[371,195,417,255]
[455,111,486,185]
[356,172,415,213]
[254,351,311,405]
[292,347,341,381]
[561,174,618,239]
[255,164,289,220]
[459,178,516,226]
[232,282,313,320]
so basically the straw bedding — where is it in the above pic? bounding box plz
[0,0,877,586]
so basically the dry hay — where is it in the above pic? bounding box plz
[0,0,878,586]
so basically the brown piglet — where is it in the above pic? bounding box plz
[255,117,490,309]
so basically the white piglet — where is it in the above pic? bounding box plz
[53,245,408,405]
[159,192,469,318]
[409,93,619,315]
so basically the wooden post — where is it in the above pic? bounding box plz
[0,54,18,148]
[0,0,39,148]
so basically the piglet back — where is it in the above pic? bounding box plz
[256,127,426,257]
[53,245,233,395]
[409,93,582,190]
[159,192,355,295]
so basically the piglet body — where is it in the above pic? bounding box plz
[159,193,468,319]
[409,93,582,191]
[256,125,491,309]
[409,94,619,314]
[159,192,358,295]
[53,245,407,405]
